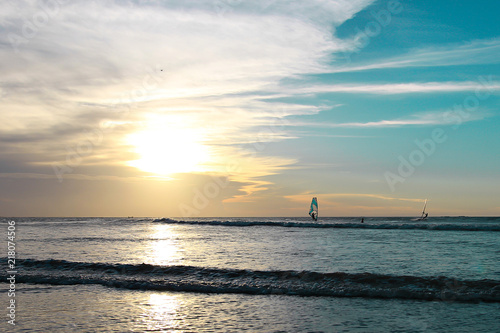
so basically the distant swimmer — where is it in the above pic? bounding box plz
[361,218,364,223]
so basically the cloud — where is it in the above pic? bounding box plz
[333,37,500,72]
[0,0,378,203]
[0,0,371,123]
[286,192,424,202]
[289,110,490,128]
[1,0,370,97]
[284,192,426,216]
[284,81,500,95]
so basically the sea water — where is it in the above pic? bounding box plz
[1,217,499,332]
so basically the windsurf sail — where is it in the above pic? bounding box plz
[418,199,428,220]
[309,197,318,221]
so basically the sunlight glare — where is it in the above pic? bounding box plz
[148,224,182,266]
[127,120,211,176]
[141,293,183,331]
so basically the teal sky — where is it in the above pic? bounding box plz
[1,0,499,217]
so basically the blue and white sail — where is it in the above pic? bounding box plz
[309,197,318,221]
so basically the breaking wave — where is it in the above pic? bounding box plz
[153,218,500,232]
[4,258,499,303]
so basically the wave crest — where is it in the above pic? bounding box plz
[4,258,499,303]
[153,218,500,232]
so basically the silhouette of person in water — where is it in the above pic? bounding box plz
[361,218,364,223]
[424,213,428,219]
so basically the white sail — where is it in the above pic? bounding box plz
[309,197,318,221]
[418,199,428,220]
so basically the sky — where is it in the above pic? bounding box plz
[1,0,499,217]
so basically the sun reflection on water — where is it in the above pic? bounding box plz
[138,293,184,332]
[148,224,183,266]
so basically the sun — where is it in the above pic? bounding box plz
[126,121,211,176]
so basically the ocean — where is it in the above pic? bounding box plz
[2,216,499,332]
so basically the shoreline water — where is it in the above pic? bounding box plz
[2,217,499,332]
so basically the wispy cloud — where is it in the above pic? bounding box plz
[289,110,490,128]
[333,38,500,72]
[286,193,424,203]
[285,81,500,95]
[284,192,425,215]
